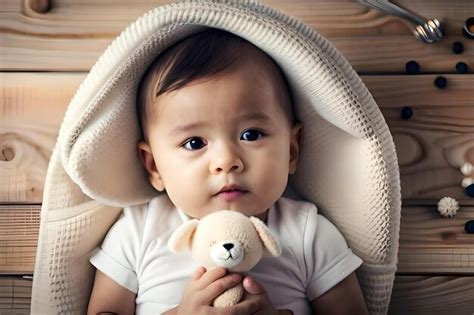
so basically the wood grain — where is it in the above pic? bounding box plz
[2,204,473,275]
[1,0,473,72]
[397,205,474,274]
[0,205,40,274]
[2,274,474,314]
[364,75,474,108]
[0,73,82,203]
[0,276,32,312]
[389,276,474,315]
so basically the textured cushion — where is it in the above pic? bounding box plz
[31,1,401,314]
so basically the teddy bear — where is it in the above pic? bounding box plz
[167,210,282,307]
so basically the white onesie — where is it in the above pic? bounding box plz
[90,195,362,314]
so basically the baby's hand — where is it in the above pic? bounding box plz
[173,266,259,315]
[238,276,293,315]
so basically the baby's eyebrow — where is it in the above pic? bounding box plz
[169,122,209,136]
[238,112,272,123]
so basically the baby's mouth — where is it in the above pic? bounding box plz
[214,184,248,201]
[216,190,248,201]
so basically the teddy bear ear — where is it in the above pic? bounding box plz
[167,219,199,253]
[249,217,282,257]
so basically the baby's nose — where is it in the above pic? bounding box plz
[209,143,244,174]
[223,243,234,251]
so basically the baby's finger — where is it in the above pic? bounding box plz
[199,273,242,305]
[243,276,266,295]
[195,267,228,290]
[191,266,207,281]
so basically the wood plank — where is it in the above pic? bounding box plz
[0,205,40,274]
[0,274,472,314]
[0,276,31,312]
[0,0,21,12]
[3,204,466,276]
[332,35,474,74]
[0,73,82,203]
[2,204,469,276]
[2,73,473,203]
[389,275,474,315]
[364,75,474,108]
[1,0,473,72]
[397,205,474,274]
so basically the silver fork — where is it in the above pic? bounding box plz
[359,0,443,43]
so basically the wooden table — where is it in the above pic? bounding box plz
[1,0,473,314]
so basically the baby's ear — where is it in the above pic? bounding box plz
[137,141,165,192]
[168,219,199,253]
[289,122,304,175]
[249,217,282,257]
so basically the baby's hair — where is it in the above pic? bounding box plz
[136,27,295,141]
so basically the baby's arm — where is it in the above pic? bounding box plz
[87,269,136,315]
[310,272,367,315]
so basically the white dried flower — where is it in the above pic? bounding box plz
[460,162,472,176]
[462,177,474,188]
[437,197,459,218]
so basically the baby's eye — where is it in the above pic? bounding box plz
[182,137,206,151]
[241,129,264,141]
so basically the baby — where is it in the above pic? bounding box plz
[87,28,368,315]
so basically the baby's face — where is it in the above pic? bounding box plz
[138,55,302,219]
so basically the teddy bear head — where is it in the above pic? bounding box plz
[168,210,281,272]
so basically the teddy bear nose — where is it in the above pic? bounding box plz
[223,243,234,251]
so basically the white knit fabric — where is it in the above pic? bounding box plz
[31,0,401,314]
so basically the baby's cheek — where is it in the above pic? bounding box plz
[262,153,289,180]
[165,186,200,216]
[168,166,206,211]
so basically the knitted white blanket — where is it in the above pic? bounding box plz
[31,1,401,314]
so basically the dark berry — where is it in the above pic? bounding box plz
[465,220,474,233]
[466,183,474,197]
[405,60,420,74]
[434,76,447,89]
[453,41,464,54]
[456,62,468,73]
[400,107,413,120]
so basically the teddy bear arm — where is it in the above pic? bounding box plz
[212,283,244,307]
